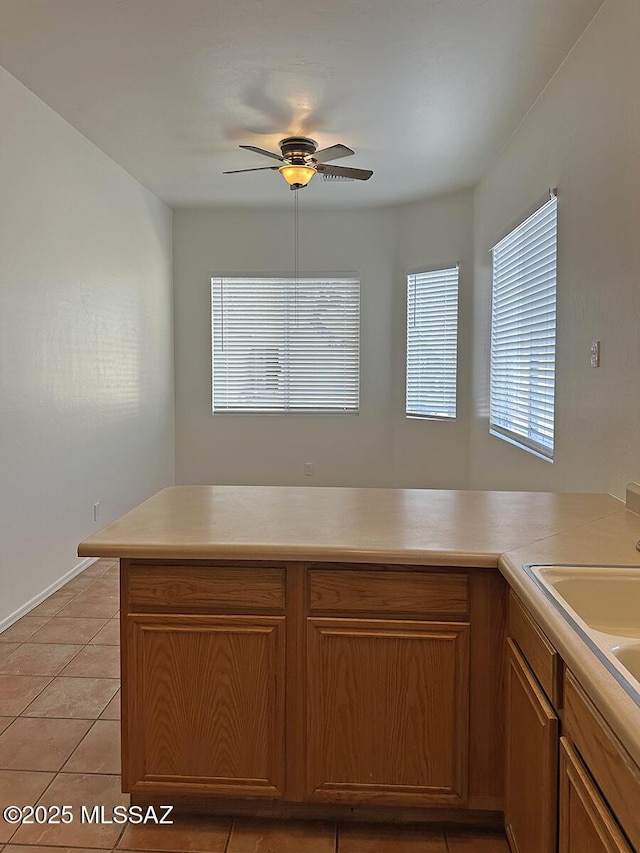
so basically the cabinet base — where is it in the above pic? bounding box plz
[130,793,503,827]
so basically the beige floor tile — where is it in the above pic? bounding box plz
[0,645,82,677]
[0,720,13,736]
[28,593,77,618]
[99,691,120,720]
[10,772,128,848]
[91,620,120,646]
[445,829,510,853]
[0,769,54,842]
[79,562,113,579]
[338,823,447,852]
[22,677,119,719]
[0,718,91,772]
[61,645,120,679]
[0,676,51,716]
[118,814,231,852]
[62,572,102,592]
[86,578,120,595]
[0,618,50,643]
[228,819,336,853]
[57,595,119,619]
[27,618,108,645]
[64,720,121,774]
[0,646,21,662]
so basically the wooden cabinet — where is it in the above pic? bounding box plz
[123,613,286,798]
[559,738,631,853]
[306,618,469,805]
[120,559,505,817]
[504,637,558,853]
[563,670,640,851]
[505,595,640,853]
[121,560,287,799]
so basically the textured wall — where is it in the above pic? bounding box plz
[0,68,175,626]
[471,0,640,498]
[173,193,474,489]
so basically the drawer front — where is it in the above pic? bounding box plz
[308,566,469,618]
[126,562,285,613]
[564,670,640,851]
[509,592,562,707]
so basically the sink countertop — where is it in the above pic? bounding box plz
[500,510,640,769]
[78,484,640,768]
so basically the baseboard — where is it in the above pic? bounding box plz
[0,555,98,633]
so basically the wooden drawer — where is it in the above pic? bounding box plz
[308,566,469,618]
[125,561,285,613]
[509,591,562,707]
[564,670,640,851]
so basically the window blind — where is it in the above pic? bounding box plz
[406,266,459,419]
[211,275,360,414]
[490,196,557,458]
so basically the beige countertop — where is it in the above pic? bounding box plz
[78,484,640,768]
[78,484,622,565]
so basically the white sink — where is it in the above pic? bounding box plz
[526,564,640,705]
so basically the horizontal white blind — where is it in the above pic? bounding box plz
[211,275,360,413]
[490,196,557,458]
[406,266,459,419]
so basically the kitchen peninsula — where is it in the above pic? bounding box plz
[78,485,640,843]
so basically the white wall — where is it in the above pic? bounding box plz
[0,67,175,626]
[391,192,474,488]
[471,0,640,499]
[173,192,474,488]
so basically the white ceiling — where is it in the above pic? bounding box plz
[0,0,603,208]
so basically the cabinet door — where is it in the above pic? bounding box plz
[306,618,469,806]
[505,638,558,853]
[123,614,285,798]
[559,738,632,853]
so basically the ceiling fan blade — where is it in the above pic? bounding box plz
[223,166,280,174]
[313,144,354,163]
[239,144,284,162]
[316,163,373,181]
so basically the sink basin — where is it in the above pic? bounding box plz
[533,567,640,638]
[612,644,640,682]
[526,564,640,706]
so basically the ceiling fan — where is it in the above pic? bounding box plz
[223,136,373,190]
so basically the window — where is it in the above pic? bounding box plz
[490,194,557,459]
[211,275,359,413]
[406,266,459,419]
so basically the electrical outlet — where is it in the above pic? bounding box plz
[93,502,101,522]
[590,340,601,368]
[304,462,314,477]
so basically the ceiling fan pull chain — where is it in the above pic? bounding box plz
[294,190,299,327]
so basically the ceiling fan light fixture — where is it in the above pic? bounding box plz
[278,163,316,187]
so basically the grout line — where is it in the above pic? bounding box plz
[443,828,452,852]
[110,816,127,850]
[223,816,235,853]
[59,718,100,774]
[4,675,55,717]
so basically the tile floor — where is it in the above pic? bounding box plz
[0,559,510,852]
